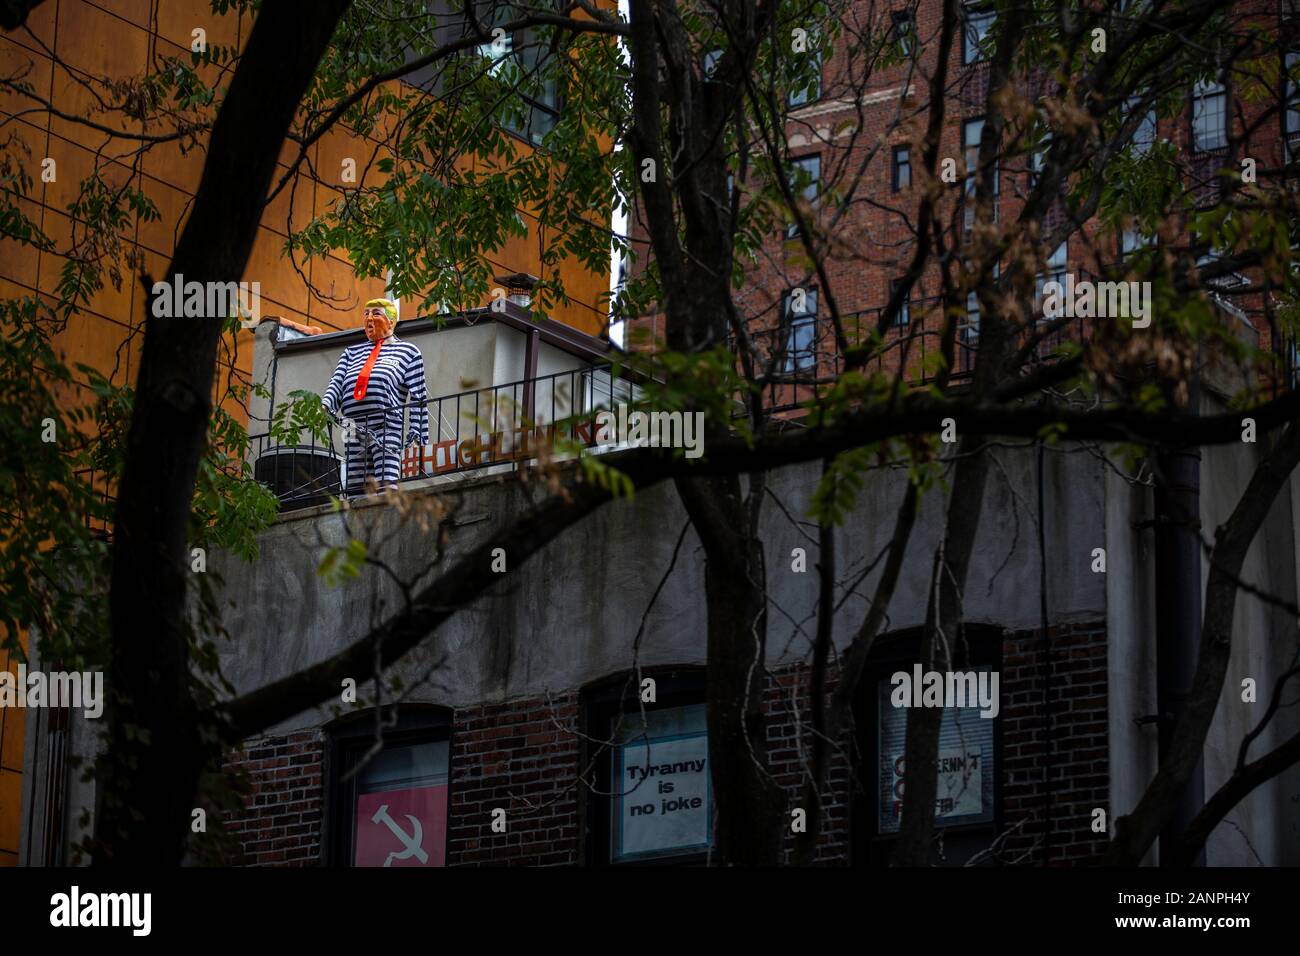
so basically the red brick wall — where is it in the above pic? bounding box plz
[445,695,581,866]
[766,665,852,865]
[223,729,324,866]
[622,0,1286,382]
[219,629,1108,867]
[1001,622,1110,864]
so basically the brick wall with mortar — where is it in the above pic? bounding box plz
[1000,622,1111,865]
[621,0,1285,377]
[222,729,325,866]
[219,629,1107,866]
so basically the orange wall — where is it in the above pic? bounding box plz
[0,637,24,865]
[0,0,610,863]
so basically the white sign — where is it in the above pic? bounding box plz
[886,747,983,823]
[616,733,710,859]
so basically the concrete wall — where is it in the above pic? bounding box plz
[1198,433,1300,865]
[210,444,1107,734]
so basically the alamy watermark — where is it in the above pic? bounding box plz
[594,403,706,459]
[0,665,103,719]
[890,664,999,719]
[1041,273,1151,328]
[50,886,150,936]
[151,273,262,328]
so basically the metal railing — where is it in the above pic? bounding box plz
[742,285,1093,416]
[249,363,640,507]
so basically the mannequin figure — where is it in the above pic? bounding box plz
[323,298,429,493]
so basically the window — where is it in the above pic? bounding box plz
[1127,95,1158,155]
[702,48,723,79]
[852,627,1002,866]
[889,279,910,327]
[583,669,712,865]
[476,26,513,74]
[404,4,560,144]
[892,10,917,57]
[1121,229,1153,258]
[783,287,818,373]
[964,291,981,343]
[963,118,996,230]
[474,4,560,145]
[1192,78,1228,152]
[786,154,820,238]
[1286,52,1300,161]
[1036,241,1068,312]
[892,146,912,191]
[876,669,997,835]
[1029,132,1050,187]
[963,5,995,64]
[788,47,822,107]
[328,708,451,867]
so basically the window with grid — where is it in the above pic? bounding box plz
[788,42,823,107]
[964,291,981,343]
[1126,95,1158,155]
[1286,52,1300,161]
[472,3,561,145]
[1192,78,1228,152]
[892,10,917,57]
[963,118,996,231]
[786,155,821,238]
[783,287,819,373]
[963,5,995,64]
[1036,242,1068,315]
[892,146,911,191]
[889,279,910,327]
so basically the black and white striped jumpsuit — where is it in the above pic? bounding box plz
[323,335,430,492]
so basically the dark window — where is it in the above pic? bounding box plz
[788,44,822,107]
[406,4,561,145]
[702,48,723,78]
[582,669,712,866]
[1127,95,1158,155]
[1286,52,1300,161]
[327,708,452,867]
[474,3,561,144]
[963,5,995,64]
[892,11,917,57]
[786,154,820,238]
[889,279,910,327]
[963,118,996,230]
[1121,229,1152,259]
[783,287,818,372]
[852,627,1002,866]
[964,290,981,343]
[1035,241,1068,315]
[1029,132,1049,187]
[892,146,912,191]
[1192,78,1228,152]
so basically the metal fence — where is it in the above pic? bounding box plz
[743,288,1090,416]
[248,363,640,507]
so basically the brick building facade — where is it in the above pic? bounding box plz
[220,621,1110,867]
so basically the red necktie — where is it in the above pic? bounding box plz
[353,339,383,401]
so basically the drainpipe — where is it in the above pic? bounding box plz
[1152,373,1205,866]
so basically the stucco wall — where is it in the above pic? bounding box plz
[210,443,1108,735]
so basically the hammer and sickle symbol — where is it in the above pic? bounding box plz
[371,804,428,866]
